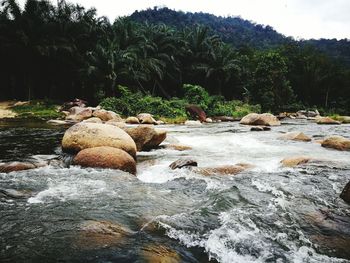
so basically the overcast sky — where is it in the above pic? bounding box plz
[18,0,350,40]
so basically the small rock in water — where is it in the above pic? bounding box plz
[316,117,341,125]
[205,117,213,123]
[124,125,167,151]
[169,158,198,170]
[250,126,270,131]
[340,181,350,204]
[321,136,350,151]
[279,132,311,142]
[137,113,157,125]
[47,119,71,125]
[164,144,192,151]
[125,116,140,124]
[280,156,312,167]
[185,104,206,122]
[184,120,202,126]
[240,113,281,126]
[0,162,36,173]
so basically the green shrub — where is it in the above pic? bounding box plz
[183,84,210,110]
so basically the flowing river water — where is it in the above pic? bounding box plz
[0,119,349,263]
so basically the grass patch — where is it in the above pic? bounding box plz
[11,101,63,120]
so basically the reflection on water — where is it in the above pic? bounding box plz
[0,119,350,262]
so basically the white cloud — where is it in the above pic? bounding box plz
[16,0,350,39]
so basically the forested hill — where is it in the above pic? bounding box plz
[130,7,350,64]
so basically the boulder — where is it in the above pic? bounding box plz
[185,105,206,122]
[125,116,140,124]
[240,113,281,126]
[297,110,320,118]
[65,106,92,122]
[193,163,252,176]
[141,244,180,263]
[316,117,341,125]
[73,146,136,174]
[61,123,137,158]
[279,132,311,142]
[105,120,127,129]
[77,220,132,249]
[164,144,192,151]
[184,120,202,126]
[0,162,36,173]
[340,181,350,204]
[92,109,122,122]
[124,125,166,151]
[59,98,87,111]
[137,113,157,125]
[83,117,102,123]
[156,120,165,125]
[321,136,350,151]
[205,118,213,123]
[169,158,198,170]
[280,156,312,167]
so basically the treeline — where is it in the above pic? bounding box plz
[0,1,349,113]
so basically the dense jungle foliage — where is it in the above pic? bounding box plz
[0,1,349,114]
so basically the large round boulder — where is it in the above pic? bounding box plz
[124,125,166,151]
[92,109,122,122]
[62,123,137,158]
[321,136,350,151]
[240,113,281,126]
[279,132,311,142]
[73,146,136,174]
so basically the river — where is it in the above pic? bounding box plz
[0,119,349,263]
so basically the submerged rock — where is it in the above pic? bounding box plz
[140,244,181,263]
[279,132,311,142]
[137,113,157,125]
[77,220,133,249]
[0,188,33,199]
[193,163,253,176]
[0,161,36,173]
[280,156,312,167]
[124,125,166,151]
[62,122,137,158]
[47,119,71,125]
[163,144,192,151]
[73,146,136,175]
[321,136,350,151]
[185,104,206,122]
[169,158,198,170]
[316,117,341,125]
[340,181,350,204]
[240,113,281,126]
[125,116,140,124]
